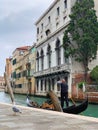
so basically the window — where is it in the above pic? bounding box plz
[40,49,44,70]
[37,80,39,91]
[48,79,51,91]
[15,84,22,88]
[64,0,67,8]
[55,38,61,66]
[44,79,47,91]
[13,59,16,65]
[12,71,16,78]
[52,78,54,90]
[16,73,21,78]
[22,70,27,77]
[37,27,39,34]
[48,16,51,23]
[36,52,39,71]
[41,80,43,91]
[41,23,43,30]
[57,7,60,16]
[47,44,51,68]
[46,29,51,36]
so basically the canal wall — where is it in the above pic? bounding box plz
[0,102,98,130]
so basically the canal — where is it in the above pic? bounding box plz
[0,91,98,118]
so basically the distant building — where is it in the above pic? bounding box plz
[11,46,31,94]
[23,44,36,95]
[0,76,5,89]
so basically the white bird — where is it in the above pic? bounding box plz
[12,102,22,115]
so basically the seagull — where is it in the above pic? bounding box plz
[12,102,22,115]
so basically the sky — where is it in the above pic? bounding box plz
[0,0,53,76]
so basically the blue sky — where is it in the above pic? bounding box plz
[0,0,53,76]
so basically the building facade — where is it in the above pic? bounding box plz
[34,0,98,97]
[11,46,31,94]
[10,45,36,95]
[25,44,36,95]
[34,0,78,97]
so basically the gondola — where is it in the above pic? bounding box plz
[26,91,88,114]
[26,96,54,110]
[63,97,88,114]
[48,90,88,114]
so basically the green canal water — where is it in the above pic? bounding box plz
[0,91,98,118]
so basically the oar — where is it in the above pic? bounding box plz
[70,97,76,106]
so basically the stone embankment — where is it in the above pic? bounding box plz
[0,102,98,130]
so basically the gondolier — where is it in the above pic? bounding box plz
[57,79,69,108]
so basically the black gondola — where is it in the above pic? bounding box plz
[63,97,88,114]
[48,90,88,114]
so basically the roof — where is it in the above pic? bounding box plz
[12,46,31,54]
[16,46,31,51]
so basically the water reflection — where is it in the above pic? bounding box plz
[0,91,98,118]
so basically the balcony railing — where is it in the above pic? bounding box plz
[34,64,71,77]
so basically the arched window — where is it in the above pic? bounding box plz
[36,51,39,71]
[36,79,39,92]
[40,49,44,70]
[48,78,51,91]
[64,0,67,8]
[41,79,43,91]
[55,38,61,66]
[44,79,47,91]
[52,78,54,90]
[47,44,51,68]
[46,29,51,36]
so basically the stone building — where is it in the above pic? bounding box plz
[5,44,36,95]
[24,44,36,95]
[34,0,77,97]
[11,46,31,94]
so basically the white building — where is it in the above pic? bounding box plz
[34,0,98,97]
[34,0,77,97]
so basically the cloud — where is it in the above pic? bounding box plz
[0,9,35,34]
[0,0,53,75]
[0,0,53,20]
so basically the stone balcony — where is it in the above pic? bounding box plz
[34,64,71,77]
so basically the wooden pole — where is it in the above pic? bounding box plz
[4,72,15,103]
